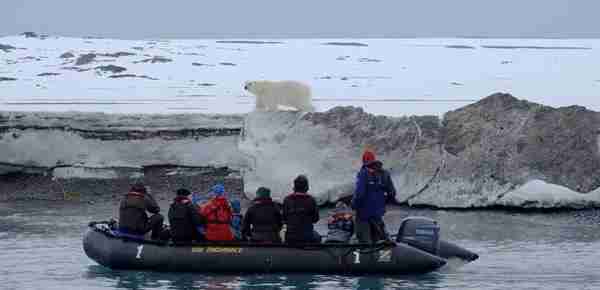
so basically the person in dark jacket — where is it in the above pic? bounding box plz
[282,175,321,244]
[352,149,396,244]
[118,183,164,239]
[242,187,283,243]
[168,188,206,243]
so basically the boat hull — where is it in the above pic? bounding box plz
[83,228,448,274]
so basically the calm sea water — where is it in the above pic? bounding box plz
[1,201,599,290]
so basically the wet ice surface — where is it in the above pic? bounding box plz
[1,36,600,116]
[1,201,599,290]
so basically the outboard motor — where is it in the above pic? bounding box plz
[396,217,440,255]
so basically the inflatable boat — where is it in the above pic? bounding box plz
[83,217,478,274]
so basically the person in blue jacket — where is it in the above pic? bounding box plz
[229,199,243,240]
[352,149,396,244]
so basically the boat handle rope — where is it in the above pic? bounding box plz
[89,221,397,250]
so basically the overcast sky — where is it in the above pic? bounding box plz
[1,0,599,39]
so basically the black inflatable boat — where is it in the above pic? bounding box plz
[83,217,478,274]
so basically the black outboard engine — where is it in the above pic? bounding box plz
[396,217,440,255]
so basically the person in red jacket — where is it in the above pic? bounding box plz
[199,183,235,241]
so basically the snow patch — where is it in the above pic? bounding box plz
[52,166,121,179]
[497,180,600,208]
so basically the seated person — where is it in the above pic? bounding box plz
[168,188,206,243]
[282,175,321,244]
[242,187,283,243]
[325,201,354,243]
[191,190,209,237]
[230,199,243,240]
[118,183,164,240]
[199,183,235,241]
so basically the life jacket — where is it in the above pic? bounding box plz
[169,196,198,242]
[199,196,234,241]
[118,191,148,234]
[328,212,354,232]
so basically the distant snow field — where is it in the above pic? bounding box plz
[1,35,600,116]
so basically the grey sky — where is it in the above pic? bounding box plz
[1,0,599,39]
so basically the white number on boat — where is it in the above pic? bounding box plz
[136,245,144,259]
[353,251,360,264]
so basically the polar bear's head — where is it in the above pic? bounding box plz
[243,80,266,96]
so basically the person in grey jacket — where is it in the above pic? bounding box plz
[325,202,354,243]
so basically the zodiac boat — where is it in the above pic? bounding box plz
[83,217,478,274]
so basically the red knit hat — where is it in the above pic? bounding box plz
[362,150,376,164]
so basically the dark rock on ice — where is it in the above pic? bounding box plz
[99,52,136,58]
[134,56,172,64]
[21,32,38,38]
[95,65,127,74]
[0,44,17,53]
[75,53,97,66]
[37,72,61,77]
[108,74,158,80]
[60,52,75,58]
[322,42,368,47]
[445,45,476,49]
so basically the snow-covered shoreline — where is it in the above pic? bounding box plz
[2,93,600,209]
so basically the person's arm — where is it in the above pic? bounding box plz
[311,197,319,223]
[351,169,367,209]
[188,203,206,226]
[281,198,288,224]
[241,208,252,239]
[384,170,397,203]
[144,193,161,214]
[275,207,283,230]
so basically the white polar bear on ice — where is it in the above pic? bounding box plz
[244,80,314,112]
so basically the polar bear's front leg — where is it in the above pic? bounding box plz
[264,94,277,111]
[255,95,266,111]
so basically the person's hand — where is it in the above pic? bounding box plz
[385,194,399,205]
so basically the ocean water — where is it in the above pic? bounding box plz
[1,37,600,116]
[1,201,599,290]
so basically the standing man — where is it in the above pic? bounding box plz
[352,149,396,244]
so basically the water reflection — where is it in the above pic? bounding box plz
[85,265,444,290]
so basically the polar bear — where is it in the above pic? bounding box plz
[244,80,314,112]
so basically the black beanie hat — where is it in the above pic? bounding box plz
[176,188,191,196]
[256,187,271,198]
[293,175,309,193]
